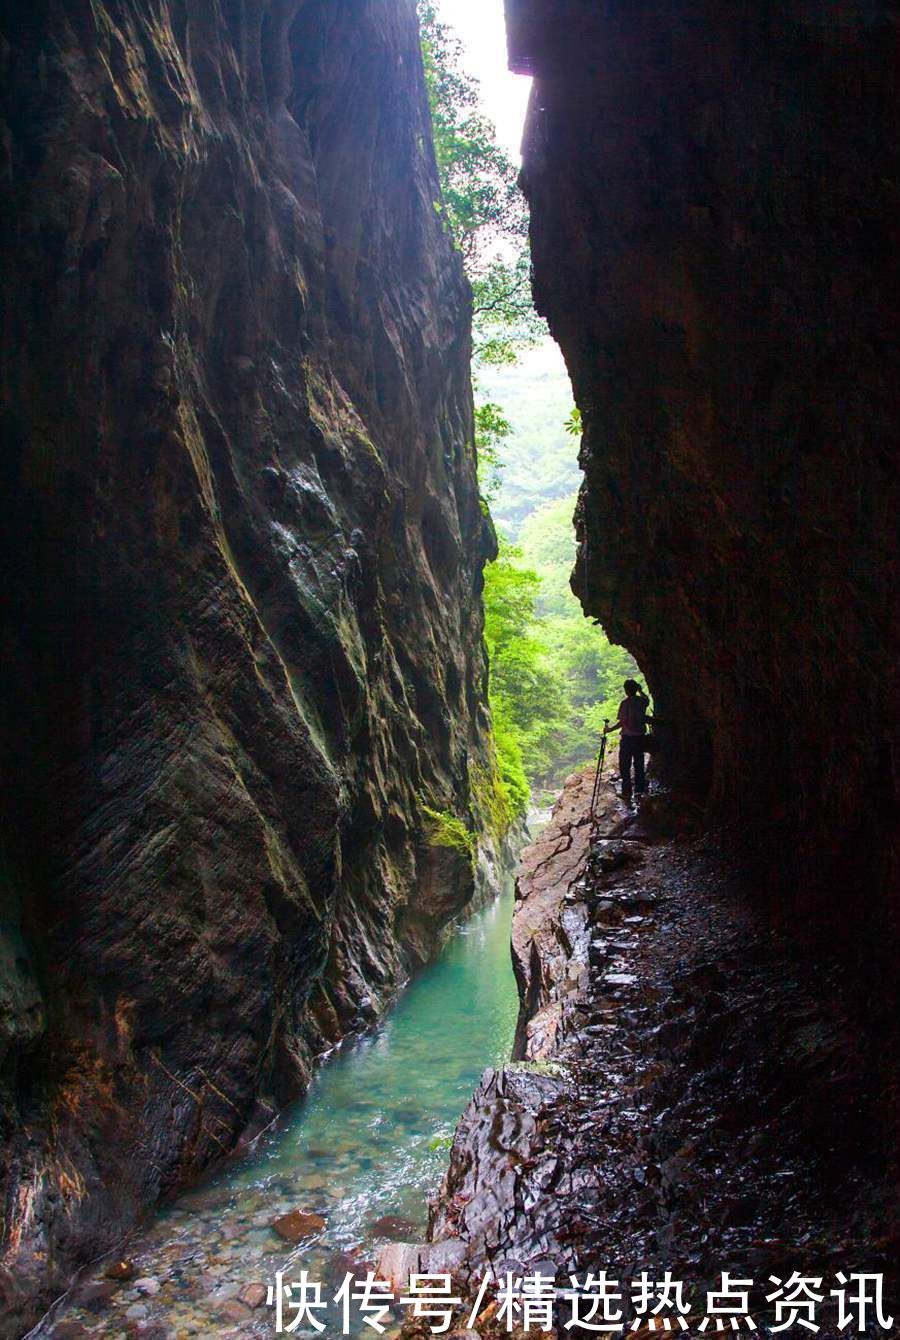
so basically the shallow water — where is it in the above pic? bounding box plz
[40,885,518,1337]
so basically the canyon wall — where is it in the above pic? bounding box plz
[510,0,899,958]
[0,1,497,1329]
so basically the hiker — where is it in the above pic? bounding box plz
[604,679,652,800]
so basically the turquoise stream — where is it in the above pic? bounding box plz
[43,884,518,1336]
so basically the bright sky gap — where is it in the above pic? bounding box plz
[435,0,532,161]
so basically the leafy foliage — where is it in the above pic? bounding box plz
[481,538,560,804]
[512,493,641,794]
[474,401,511,507]
[417,6,641,814]
[418,0,543,366]
[564,405,582,437]
[481,539,558,810]
[471,253,544,367]
[418,0,544,821]
[519,494,580,579]
[483,542,557,730]
[488,700,530,818]
[482,483,641,800]
[419,1,520,269]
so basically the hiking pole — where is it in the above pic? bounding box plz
[589,719,610,836]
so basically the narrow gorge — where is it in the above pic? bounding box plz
[1,0,898,1337]
[422,0,900,1320]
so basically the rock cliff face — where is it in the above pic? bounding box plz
[509,1,899,965]
[0,1,497,1328]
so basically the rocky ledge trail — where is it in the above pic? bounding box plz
[402,770,898,1338]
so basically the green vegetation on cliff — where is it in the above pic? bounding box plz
[514,488,640,792]
[420,804,477,866]
[418,1,540,366]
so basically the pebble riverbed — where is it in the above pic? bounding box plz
[33,885,520,1338]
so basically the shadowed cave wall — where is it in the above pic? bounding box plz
[509,0,899,972]
[0,0,498,1328]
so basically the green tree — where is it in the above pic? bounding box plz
[519,495,580,569]
[483,540,558,729]
[418,0,547,818]
[477,345,580,535]
[481,539,562,808]
[417,5,640,813]
[474,401,511,506]
[515,500,641,792]
[418,0,542,365]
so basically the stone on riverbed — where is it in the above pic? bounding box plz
[105,1258,137,1281]
[368,1214,417,1239]
[323,1250,366,1285]
[375,1243,426,1291]
[376,1237,469,1292]
[270,1209,327,1242]
[75,1280,119,1312]
[218,1298,253,1322]
[238,1282,268,1308]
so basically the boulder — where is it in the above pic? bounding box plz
[238,1282,268,1309]
[271,1210,327,1243]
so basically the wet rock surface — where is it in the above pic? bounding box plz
[270,1210,327,1243]
[428,771,898,1335]
[0,2,499,1329]
[502,7,900,1317]
[511,0,900,988]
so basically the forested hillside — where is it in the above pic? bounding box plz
[478,343,579,536]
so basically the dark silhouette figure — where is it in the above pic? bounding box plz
[605,679,651,800]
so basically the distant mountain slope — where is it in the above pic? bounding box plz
[478,339,578,536]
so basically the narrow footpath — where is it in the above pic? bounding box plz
[417,770,898,1339]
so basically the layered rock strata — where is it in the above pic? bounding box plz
[508,0,900,968]
[0,2,497,1329]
